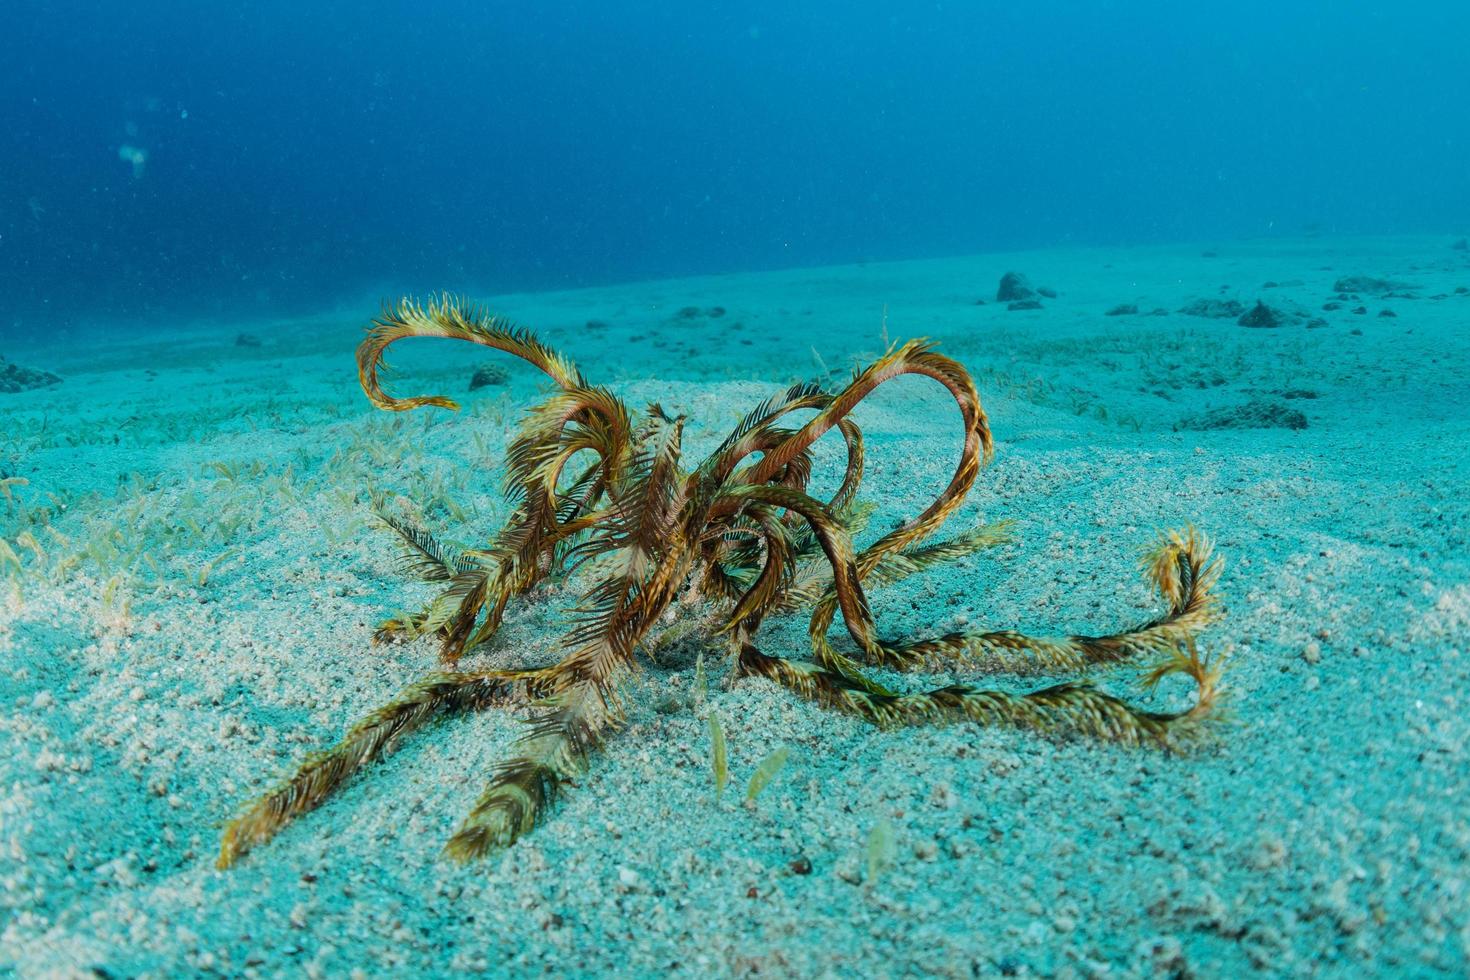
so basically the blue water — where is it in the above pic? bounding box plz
[4,0,1468,333]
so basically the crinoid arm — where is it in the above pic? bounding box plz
[444,756,563,861]
[370,494,475,584]
[357,294,584,412]
[216,668,553,868]
[740,632,1224,750]
[742,339,994,556]
[740,527,1229,747]
[442,676,615,861]
[873,525,1225,675]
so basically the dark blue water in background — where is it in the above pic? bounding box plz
[4,0,1468,333]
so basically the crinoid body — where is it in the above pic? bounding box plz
[217,295,1228,868]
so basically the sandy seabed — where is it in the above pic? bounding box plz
[2,236,1468,978]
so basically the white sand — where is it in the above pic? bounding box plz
[2,235,1468,977]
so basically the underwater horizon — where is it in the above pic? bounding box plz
[4,3,1470,978]
[5,0,1470,337]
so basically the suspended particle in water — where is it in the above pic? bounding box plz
[118,144,147,179]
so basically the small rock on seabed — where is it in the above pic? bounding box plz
[0,355,62,393]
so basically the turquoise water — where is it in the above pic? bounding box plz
[5,2,1470,336]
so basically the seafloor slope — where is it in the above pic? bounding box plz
[1,236,1467,977]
